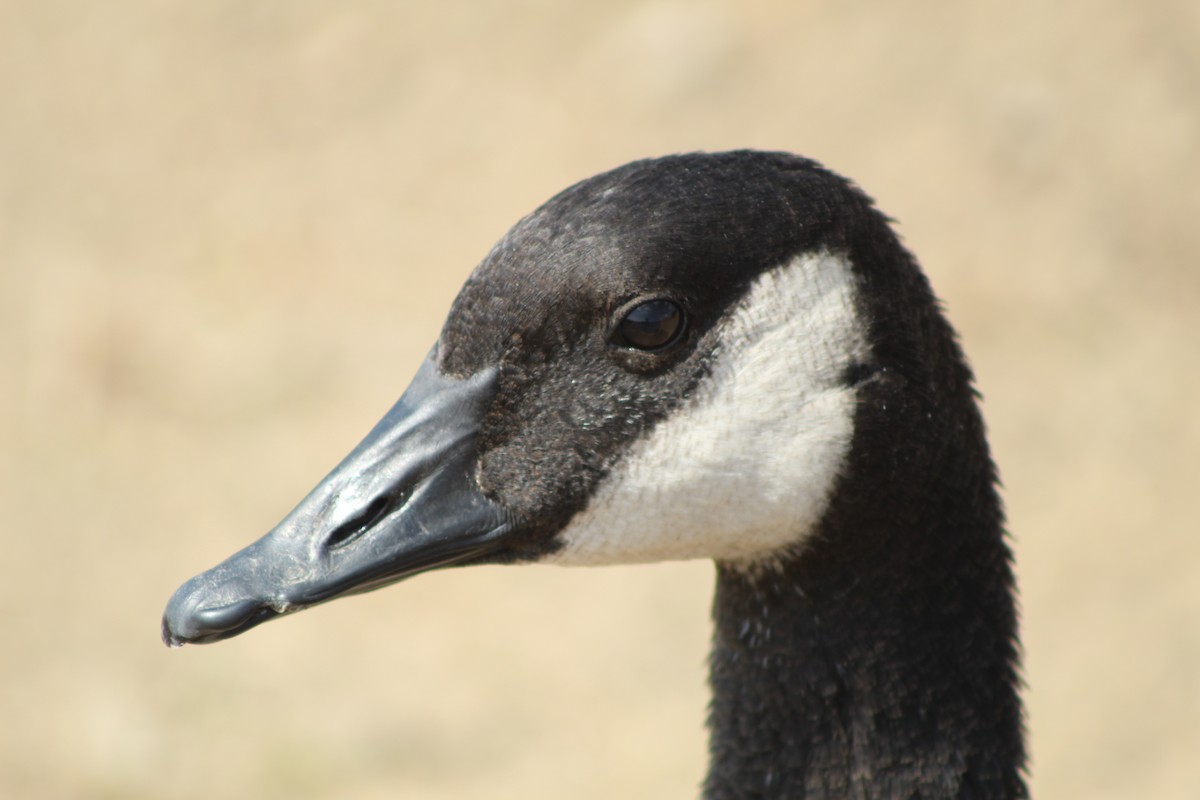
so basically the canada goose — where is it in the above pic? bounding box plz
[163,150,1026,798]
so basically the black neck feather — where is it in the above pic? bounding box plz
[703,407,1027,798]
[705,530,1025,799]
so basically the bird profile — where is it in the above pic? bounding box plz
[163,150,1026,799]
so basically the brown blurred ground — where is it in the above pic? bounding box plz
[2,1,1198,798]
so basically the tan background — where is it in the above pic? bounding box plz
[2,1,1197,798]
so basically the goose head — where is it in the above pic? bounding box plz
[162,150,1024,798]
[163,151,887,642]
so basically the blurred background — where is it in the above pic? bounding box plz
[2,1,1197,798]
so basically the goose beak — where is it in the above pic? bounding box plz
[161,351,508,646]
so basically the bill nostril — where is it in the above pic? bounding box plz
[326,496,391,551]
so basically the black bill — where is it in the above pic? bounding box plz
[162,351,508,646]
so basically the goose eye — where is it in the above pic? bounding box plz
[615,299,684,351]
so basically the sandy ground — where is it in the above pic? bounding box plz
[2,1,1198,798]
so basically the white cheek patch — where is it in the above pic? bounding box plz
[546,250,869,567]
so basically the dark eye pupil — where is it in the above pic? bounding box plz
[618,299,683,350]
